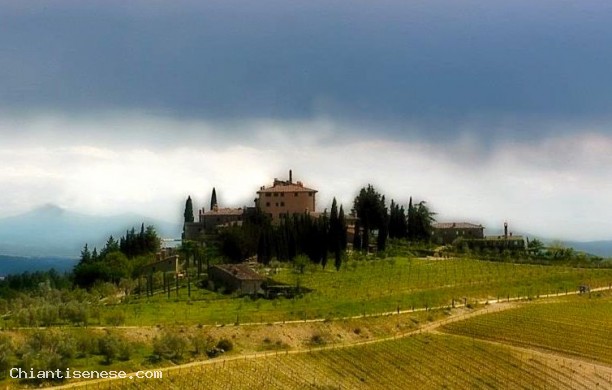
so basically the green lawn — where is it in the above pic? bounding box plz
[102,257,612,326]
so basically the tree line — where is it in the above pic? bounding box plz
[217,198,348,270]
[351,185,434,252]
[208,184,435,269]
[73,224,160,289]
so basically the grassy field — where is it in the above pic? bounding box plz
[101,257,612,326]
[57,293,612,390]
[441,291,612,365]
[70,333,611,390]
[3,259,611,389]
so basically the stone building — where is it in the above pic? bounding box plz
[442,222,526,252]
[468,222,526,252]
[183,187,246,241]
[431,222,484,245]
[208,264,266,295]
[198,206,245,230]
[255,170,317,223]
[140,254,180,275]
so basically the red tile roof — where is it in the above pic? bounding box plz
[257,183,317,193]
[213,264,266,281]
[203,208,244,216]
[432,222,483,229]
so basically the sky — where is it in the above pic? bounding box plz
[1,1,612,241]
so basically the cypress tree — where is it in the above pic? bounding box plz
[80,244,91,263]
[407,197,416,240]
[398,205,408,238]
[334,250,342,271]
[318,213,329,267]
[210,187,218,210]
[184,196,194,223]
[328,198,340,253]
[375,195,388,252]
[257,228,271,265]
[378,212,389,251]
[339,205,347,251]
[389,200,397,238]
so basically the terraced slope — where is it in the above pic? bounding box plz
[441,293,612,365]
[79,333,610,390]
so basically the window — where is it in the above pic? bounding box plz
[308,193,312,197]
[294,192,298,197]
[281,202,285,207]
[266,202,270,207]
[281,193,284,197]
[274,193,278,197]
[265,193,271,197]
[275,202,279,206]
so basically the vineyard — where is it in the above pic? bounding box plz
[441,292,612,365]
[64,333,611,390]
[5,260,612,389]
[105,257,612,326]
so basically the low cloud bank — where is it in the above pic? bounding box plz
[1,114,610,241]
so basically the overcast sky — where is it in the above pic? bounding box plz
[1,1,612,241]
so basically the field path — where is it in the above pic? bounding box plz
[45,286,612,389]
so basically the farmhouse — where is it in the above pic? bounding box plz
[208,264,266,295]
[141,254,180,275]
[431,222,484,245]
[183,170,318,239]
[198,206,245,230]
[183,187,249,240]
[255,170,317,223]
[458,222,526,252]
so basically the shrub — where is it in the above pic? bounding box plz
[98,334,121,364]
[60,302,89,326]
[75,332,99,358]
[17,330,75,384]
[216,338,233,352]
[152,331,190,363]
[0,335,14,380]
[38,304,59,327]
[105,311,126,326]
[118,342,132,361]
[191,333,214,356]
[309,333,327,346]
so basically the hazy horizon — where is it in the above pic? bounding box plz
[2,1,612,241]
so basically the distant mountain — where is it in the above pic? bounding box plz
[482,228,612,258]
[560,240,612,258]
[0,204,182,258]
[0,254,78,277]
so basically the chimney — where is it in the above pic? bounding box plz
[504,222,508,239]
[289,169,292,183]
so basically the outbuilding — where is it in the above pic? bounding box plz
[208,264,266,295]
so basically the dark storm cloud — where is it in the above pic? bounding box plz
[2,1,612,141]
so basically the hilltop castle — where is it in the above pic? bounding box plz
[255,169,317,222]
[183,170,318,241]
